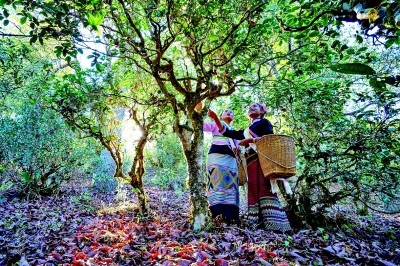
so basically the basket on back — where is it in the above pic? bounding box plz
[255,135,296,178]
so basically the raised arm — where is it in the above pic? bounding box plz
[207,109,224,130]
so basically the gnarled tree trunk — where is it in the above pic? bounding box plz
[129,131,148,214]
[174,111,210,231]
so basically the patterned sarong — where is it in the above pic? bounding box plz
[247,152,292,233]
[206,153,239,219]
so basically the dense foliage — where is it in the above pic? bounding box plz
[0,39,99,196]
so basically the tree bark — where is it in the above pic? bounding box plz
[174,113,210,231]
[129,131,148,214]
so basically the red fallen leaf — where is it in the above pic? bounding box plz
[74,252,87,260]
[181,254,192,260]
[166,243,180,248]
[125,234,134,241]
[182,246,194,253]
[150,251,159,259]
[103,258,112,263]
[200,242,218,252]
[201,257,208,262]
[83,233,94,238]
[148,230,155,236]
[217,258,230,266]
[256,248,276,259]
[112,243,125,248]
[99,246,112,252]
[72,261,84,266]
[267,251,276,258]
[52,252,63,260]
[91,242,100,247]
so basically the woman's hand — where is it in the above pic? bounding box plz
[207,109,218,121]
[208,109,224,130]
[238,138,255,146]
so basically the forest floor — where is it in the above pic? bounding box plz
[0,183,399,266]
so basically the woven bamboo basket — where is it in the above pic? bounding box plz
[255,134,296,178]
[237,153,248,186]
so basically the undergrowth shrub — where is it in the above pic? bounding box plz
[0,104,98,197]
[144,133,187,191]
[90,152,118,192]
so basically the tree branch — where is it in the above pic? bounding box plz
[276,10,336,32]
[202,3,265,57]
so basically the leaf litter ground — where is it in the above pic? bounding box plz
[0,184,399,266]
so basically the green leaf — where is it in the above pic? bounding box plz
[321,14,328,26]
[87,13,96,25]
[209,35,219,41]
[330,63,376,75]
[20,16,27,24]
[358,47,368,52]
[309,31,319,38]
[385,38,396,48]
[294,33,305,39]
[87,12,104,27]
[22,172,31,183]
[331,40,340,48]
[95,63,105,72]
[383,76,397,85]
[369,78,386,90]
[29,36,38,44]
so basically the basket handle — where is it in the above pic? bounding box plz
[257,150,296,169]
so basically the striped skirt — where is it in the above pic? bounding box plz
[247,152,292,233]
[206,153,239,220]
